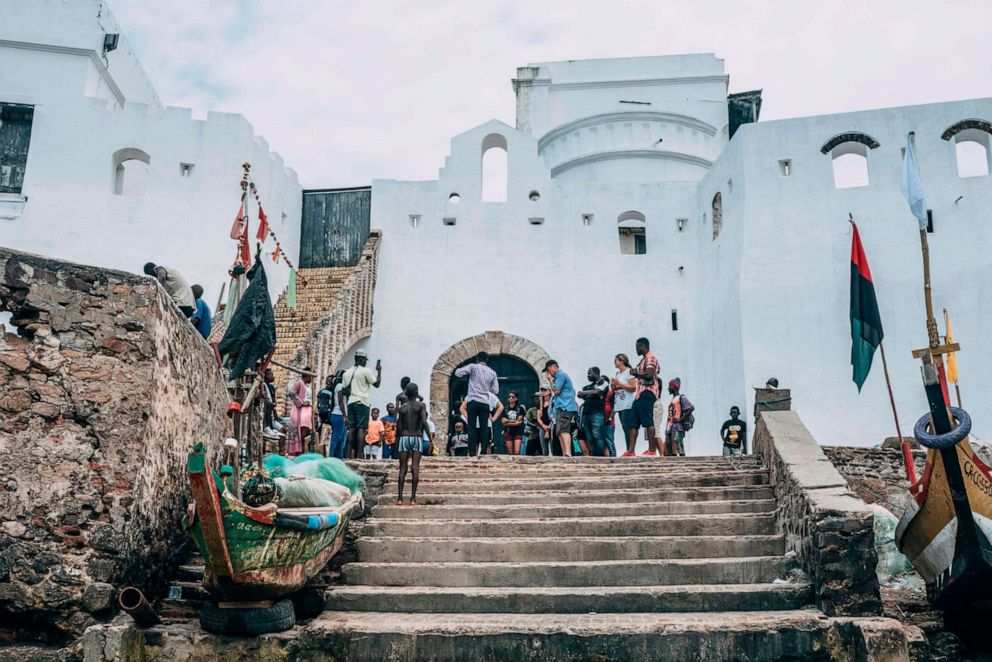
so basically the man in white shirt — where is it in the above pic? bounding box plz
[339,349,382,459]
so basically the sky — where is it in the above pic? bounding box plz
[110,0,992,189]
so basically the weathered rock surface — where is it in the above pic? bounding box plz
[0,248,229,642]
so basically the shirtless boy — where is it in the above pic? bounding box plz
[396,382,429,506]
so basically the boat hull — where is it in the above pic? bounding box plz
[896,439,992,607]
[186,446,361,602]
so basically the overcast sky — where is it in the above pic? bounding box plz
[111,0,992,189]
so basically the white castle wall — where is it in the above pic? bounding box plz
[362,77,992,452]
[0,0,302,306]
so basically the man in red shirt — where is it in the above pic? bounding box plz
[625,337,661,456]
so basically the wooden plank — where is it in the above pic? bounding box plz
[187,449,235,578]
[911,342,961,359]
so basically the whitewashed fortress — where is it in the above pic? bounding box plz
[3,0,992,452]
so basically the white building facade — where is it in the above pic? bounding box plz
[0,0,303,306]
[360,56,992,452]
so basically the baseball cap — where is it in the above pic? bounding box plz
[355,349,368,358]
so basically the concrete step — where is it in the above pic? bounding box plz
[364,513,776,538]
[325,582,813,614]
[292,610,908,661]
[379,455,760,466]
[342,556,795,587]
[395,461,763,474]
[417,485,774,505]
[382,470,768,492]
[372,498,777,519]
[357,534,786,562]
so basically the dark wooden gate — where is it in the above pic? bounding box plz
[300,187,371,268]
[448,355,539,454]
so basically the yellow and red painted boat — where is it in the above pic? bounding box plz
[184,443,362,601]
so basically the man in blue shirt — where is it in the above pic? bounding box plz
[190,284,212,340]
[543,359,578,457]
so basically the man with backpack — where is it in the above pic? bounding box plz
[338,349,382,459]
[664,378,694,457]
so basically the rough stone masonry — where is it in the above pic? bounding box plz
[0,248,229,643]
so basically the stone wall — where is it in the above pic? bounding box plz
[0,248,229,642]
[753,411,882,616]
[823,446,926,516]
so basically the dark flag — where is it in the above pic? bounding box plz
[850,222,884,391]
[218,259,276,380]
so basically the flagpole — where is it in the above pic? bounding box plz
[879,342,917,489]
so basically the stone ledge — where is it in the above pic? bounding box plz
[754,411,883,617]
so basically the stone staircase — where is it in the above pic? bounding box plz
[270,231,380,399]
[304,456,901,660]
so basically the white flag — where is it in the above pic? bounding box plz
[900,134,927,229]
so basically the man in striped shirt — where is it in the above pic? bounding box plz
[454,352,499,456]
[625,337,661,456]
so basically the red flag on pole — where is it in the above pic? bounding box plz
[256,207,269,241]
[272,245,281,263]
[240,223,252,266]
[230,203,245,240]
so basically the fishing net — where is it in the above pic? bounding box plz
[288,458,365,494]
[260,453,365,493]
[262,453,290,478]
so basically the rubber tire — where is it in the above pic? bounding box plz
[914,406,972,450]
[198,599,296,636]
[290,588,326,619]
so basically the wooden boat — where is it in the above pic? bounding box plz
[895,430,992,608]
[184,443,362,601]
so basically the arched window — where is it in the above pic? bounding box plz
[112,148,151,196]
[618,210,646,255]
[711,192,723,240]
[830,142,870,189]
[952,129,991,178]
[481,133,507,202]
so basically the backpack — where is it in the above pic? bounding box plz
[680,395,695,431]
[341,368,354,399]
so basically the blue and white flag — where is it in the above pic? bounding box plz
[900,134,927,229]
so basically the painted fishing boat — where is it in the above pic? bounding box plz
[184,442,362,601]
[888,134,992,612]
[894,408,992,609]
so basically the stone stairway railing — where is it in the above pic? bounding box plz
[271,231,380,400]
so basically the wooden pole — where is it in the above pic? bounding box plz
[879,342,917,488]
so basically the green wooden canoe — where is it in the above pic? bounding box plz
[185,444,362,601]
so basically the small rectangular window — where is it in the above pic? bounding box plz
[443,217,456,226]
[671,309,678,331]
[281,212,288,224]
[676,218,687,232]
[409,214,421,228]
[180,163,195,177]
[778,159,791,176]
[528,217,544,225]
[0,103,35,194]
[582,213,593,226]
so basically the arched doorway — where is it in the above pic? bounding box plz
[429,331,550,442]
[449,355,538,453]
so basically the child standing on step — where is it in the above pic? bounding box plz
[364,408,385,460]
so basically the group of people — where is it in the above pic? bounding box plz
[447,338,749,459]
[263,338,751,505]
[142,262,212,340]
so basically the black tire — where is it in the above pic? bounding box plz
[198,599,296,636]
[914,407,972,450]
[290,588,326,619]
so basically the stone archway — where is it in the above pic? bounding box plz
[429,331,551,439]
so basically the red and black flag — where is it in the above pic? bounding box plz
[850,222,884,391]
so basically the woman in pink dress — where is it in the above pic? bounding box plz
[287,370,314,456]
